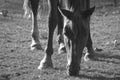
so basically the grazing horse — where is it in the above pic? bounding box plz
[23,0,41,19]
[27,0,95,76]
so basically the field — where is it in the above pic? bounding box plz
[0,1,120,80]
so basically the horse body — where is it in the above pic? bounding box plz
[26,0,95,76]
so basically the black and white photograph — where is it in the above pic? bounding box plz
[0,0,120,80]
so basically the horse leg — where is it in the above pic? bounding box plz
[57,9,66,54]
[37,3,41,20]
[30,0,43,50]
[38,0,57,69]
[23,0,31,19]
[84,33,96,61]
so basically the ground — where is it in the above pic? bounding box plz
[0,3,120,80]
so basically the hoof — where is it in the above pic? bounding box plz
[94,48,103,52]
[30,43,43,50]
[83,47,99,61]
[67,71,79,76]
[58,43,66,54]
[38,61,53,70]
[38,55,53,70]
[84,53,90,62]
[84,51,96,61]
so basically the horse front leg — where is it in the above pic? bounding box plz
[30,0,43,50]
[38,0,57,69]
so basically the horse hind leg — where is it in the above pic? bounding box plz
[84,33,96,61]
[30,0,43,50]
[23,0,31,19]
[57,8,66,54]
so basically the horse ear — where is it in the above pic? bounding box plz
[58,7,73,20]
[82,6,95,18]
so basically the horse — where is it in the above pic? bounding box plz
[23,0,42,19]
[26,0,95,76]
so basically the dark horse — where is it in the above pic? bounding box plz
[26,0,95,76]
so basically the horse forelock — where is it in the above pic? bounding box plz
[68,0,81,11]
